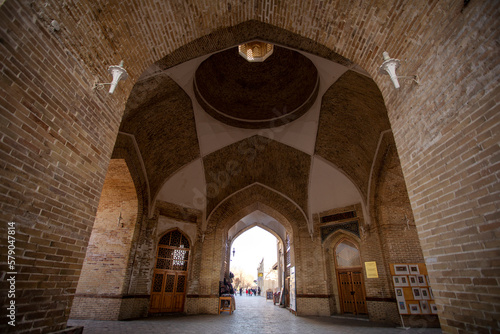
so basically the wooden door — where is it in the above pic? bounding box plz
[337,270,367,315]
[350,271,367,314]
[338,271,356,313]
[158,273,187,312]
[150,230,190,313]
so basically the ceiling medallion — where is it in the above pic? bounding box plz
[238,41,274,62]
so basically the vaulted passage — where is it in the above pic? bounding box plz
[1,2,498,334]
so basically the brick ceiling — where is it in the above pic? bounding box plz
[194,45,319,129]
[116,25,391,228]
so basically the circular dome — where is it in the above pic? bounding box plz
[194,45,319,129]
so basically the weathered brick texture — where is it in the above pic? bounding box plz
[0,1,130,333]
[69,159,138,320]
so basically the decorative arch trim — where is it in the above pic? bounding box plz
[322,229,361,248]
[156,227,193,249]
[205,182,308,235]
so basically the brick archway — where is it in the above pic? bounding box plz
[1,2,498,333]
[71,159,139,320]
[192,183,303,295]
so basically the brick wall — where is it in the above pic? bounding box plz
[381,4,500,333]
[70,159,138,320]
[185,297,219,315]
[296,297,330,316]
[0,2,132,332]
[366,301,400,325]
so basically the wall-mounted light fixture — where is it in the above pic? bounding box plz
[93,61,128,94]
[379,52,419,89]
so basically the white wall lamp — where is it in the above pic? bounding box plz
[93,60,128,94]
[379,51,419,89]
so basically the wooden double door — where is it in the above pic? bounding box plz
[337,269,367,315]
[150,271,187,313]
[149,230,190,313]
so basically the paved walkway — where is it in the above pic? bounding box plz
[68,295,442,334]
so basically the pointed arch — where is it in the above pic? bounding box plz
[322,228,362,249]
[156,228,192,249]
[205,182,307,236]
[230,222,284,247]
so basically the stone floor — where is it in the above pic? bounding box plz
[68,295,442,334]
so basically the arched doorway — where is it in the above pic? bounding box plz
[223,208,291,303]
[150,229,190,313]
[229,225,281,297]
[335,239,367,315]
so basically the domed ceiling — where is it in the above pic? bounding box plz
[117,39,391,233]
[194,45,319,129]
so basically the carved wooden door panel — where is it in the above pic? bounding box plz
[161,273,187,312]
[150,272,164,311]
[351,271,367,314]
[150,230,190,313]
[338,271,356,314]
[172,274,187,311]
[337,270,367,315]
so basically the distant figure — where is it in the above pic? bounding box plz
[258,287,261,296]
[246,289,248,296]
[239,287,242,296]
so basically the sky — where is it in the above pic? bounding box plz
[229,226,278,281]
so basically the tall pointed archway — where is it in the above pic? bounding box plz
[70,159,139,320]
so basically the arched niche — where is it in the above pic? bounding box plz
[150,228,192,313]
[322,230,362,316]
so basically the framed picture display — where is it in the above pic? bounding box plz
[409,303,421,314]
[409,275,418,286]
[417,275,427,286]
[394,264,410,275]
[400,276,409,287]
[409,264,420,274]
[420,300,430,314]
[393,276,401,287]
[430,303,438,314]
[395,288,405,301]
[398,301,409,314]
[412,287,422,300]
[429,287,434,299]
[420,288,430,300]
